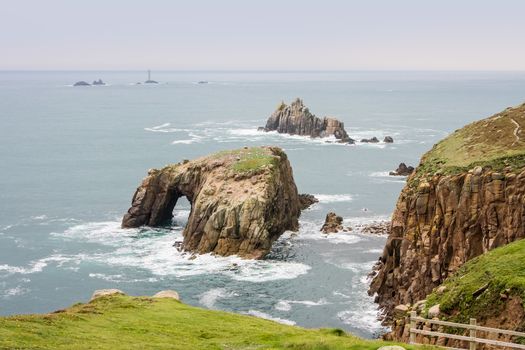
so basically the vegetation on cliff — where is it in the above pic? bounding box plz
[425,238,525,325]
[0,294,432,350]
[411,102,525,186]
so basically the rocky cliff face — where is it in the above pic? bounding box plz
[369,102,525,320]
[122,146,314,259]
[263,98,353,143]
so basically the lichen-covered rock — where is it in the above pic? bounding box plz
[262,98,353,143]
[122,147,314,259]
[369,102,525,321]
[153,290,180,300]
[90,289,125,301]
[321,212,344,233]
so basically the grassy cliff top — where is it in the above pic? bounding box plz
[416,102,525,175]
[0,294,431,350]
[425,238,525,324]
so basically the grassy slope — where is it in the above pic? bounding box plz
[0,295,434,350]
[411,102,525,183]
[425,238,525,324]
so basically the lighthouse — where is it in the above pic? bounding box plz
[145,70,158,84]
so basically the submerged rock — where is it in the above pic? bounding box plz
[122,146,315,259]
[73,81,90,86]
[360,137,379,143]
[261,98,354,143]
[321,212,344,233]
[383,136,394,143]
[389,163,414,176]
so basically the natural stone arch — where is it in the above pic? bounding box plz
[122,147,316,259]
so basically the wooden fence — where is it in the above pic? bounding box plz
[409,311,525,349]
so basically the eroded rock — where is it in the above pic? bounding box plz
[261,98,353,143]
[90,289,125,301]
[122,147,314,259]
[389,163,415,176]
[153,290,180,300]
[321,212,344,233]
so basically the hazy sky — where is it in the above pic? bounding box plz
[2,0,525,70]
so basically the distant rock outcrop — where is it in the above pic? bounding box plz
[261,98,354,143]
[73,81,90,86]
[383,136,394,143]
[92,79,105,85]
[122,146,315,259]
[389,163,414,176]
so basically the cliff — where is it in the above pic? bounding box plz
[388,239,525,349]
[0,292,422,350]
[369,102,525,320]
[122,146,315,259]
[262,98,353,143]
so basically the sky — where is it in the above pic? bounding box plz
[1,0,525,70]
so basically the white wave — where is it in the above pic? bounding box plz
[227,128,264,136]
[171,139,196,144]
[337,307,387,334]
[244,310,296,326]
[275,298,329,312]
[51,220,310,282]
[312,194,353,203]
[369,171,392,177]
[339,261,376,274]
[144,123,190,133]
[31,215,48,220]
[199,288,236,309]
[0,255,78,275]
[1,286,29,299]
[365,248,383,254]
[296,221,362,245]
[88,273,158,283]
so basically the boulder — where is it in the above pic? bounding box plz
[384,136,394,143]
[393,304,409,318]
[354,220,391,235]
[90,289,125,301]
[428,304,440,318]
[122,146,314,259]
[389,163,415,176]
[153,290,180,300]
[262,98,352,143]
[321,212,344,233]
[73,81,90,86]
[92,79,105,85]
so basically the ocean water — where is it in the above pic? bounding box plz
[1,70,525,337]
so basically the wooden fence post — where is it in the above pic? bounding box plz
[410,311,417,344]
[470,318,477,350]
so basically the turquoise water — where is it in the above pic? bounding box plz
[1,71,525,337]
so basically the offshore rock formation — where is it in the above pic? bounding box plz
[389,163,415,176]
[369,102,525,320]
[122,146,314,259]
[262,98,354,143]
[321,212,344,233]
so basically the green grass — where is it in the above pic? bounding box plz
[409,103,525,185]
[425,238,525,325]
[0,295,434,350]
[211,147,278,173]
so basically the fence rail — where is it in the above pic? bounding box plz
[409,311,525,350]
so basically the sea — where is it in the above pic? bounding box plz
[1,70,525,338]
